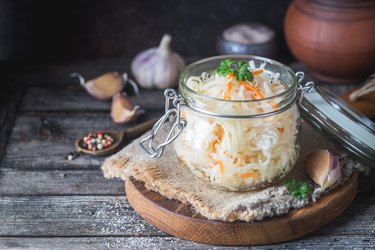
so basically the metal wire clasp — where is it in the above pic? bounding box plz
[296,71,315,105]
[140,89,187,158]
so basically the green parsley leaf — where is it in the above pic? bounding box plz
[215,59,235,75]
[236,61,253,82]
[283,179,311,200]
[215,59,253,82]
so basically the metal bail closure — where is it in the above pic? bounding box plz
[140,89,187,158]
[295,71,315,104]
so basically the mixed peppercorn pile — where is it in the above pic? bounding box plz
[82,131,114,151]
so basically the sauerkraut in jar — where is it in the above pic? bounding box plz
[174,56,301,191]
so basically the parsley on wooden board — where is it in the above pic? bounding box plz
[215,59,254,82]
[283,179,311,200]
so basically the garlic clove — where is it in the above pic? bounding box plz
[131,34,185,89]
[111,93,145,123]
[71,72,124,101]
[304,149,341,189]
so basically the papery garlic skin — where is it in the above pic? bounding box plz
[71,72,124,101]
[111,93,144,124]
[131,34,185,89]
[305,149,341,189]
[322,153,341,189]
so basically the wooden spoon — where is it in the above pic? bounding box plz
[75,117,160,156]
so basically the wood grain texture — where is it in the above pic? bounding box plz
[4,58,134,86]
[0,237,202,250]
[1,235,374,250]
[0,60,374,248]
[1,112,162,170]
[125,173,360,245]
[20,86,165,111]
[0,196,162,236]
[4,57,199,86]
[0,169,123,196]
[0,88,22,162]
[8,113,134,140]
[0,191,373,239]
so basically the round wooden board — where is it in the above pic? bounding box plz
[125,172,358,246]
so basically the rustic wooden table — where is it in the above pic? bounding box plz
[0,58,374,249]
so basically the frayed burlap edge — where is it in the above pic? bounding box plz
[102,156,242,221]
[102,150,367,222]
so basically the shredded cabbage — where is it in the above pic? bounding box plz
[174,60,299,191]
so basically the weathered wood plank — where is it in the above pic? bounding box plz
[8,112,162,140]
[6,57,200,86]
[0,88,22,162]
[315,195,375,236]
[1,168,372,197]
[0,196,163,236]
[19,63,351,112]
[0,194,373,237]
[20,86,165,111]
[6,58,133,87]
[2,139,105,169]
[0,235,374,249]
[358,173,375,198]
[1,112,162,169]
[0,169,123,195]
[0,237,202,250]
[125,174,371,245]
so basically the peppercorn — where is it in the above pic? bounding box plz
[81,131,114,151]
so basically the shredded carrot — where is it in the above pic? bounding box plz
[181,111,187,118]
[271,102,279,110]
[213,126,224,142]
[252,69,264,75]
[224,82,232,100]
[243,154,257,164]
[217,161,225,174]
[240,81,264,99]
[208,140,219,153]
[239,170,259,179]
[227,73,235,78]
[277,127,285,134]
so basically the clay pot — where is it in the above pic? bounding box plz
[285,0,375,84]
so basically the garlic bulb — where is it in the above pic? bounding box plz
[111,93,144,124]
[131,34,185,89]
[304,149,341,189]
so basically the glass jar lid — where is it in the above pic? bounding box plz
[299,85,375,168]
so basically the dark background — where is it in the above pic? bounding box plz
[0,0,292,62]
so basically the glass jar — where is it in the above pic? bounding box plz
[176,56,300,191]
[140,55,375,191]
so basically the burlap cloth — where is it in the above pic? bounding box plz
[102,122,366,222]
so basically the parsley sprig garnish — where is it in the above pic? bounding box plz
[283,179,310,200]
[215,59,253,82]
